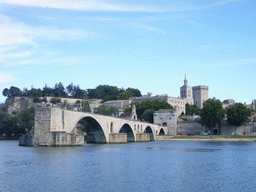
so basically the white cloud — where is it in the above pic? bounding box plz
[1,0,243,12]
[0,72,16,83]
[0,14,93,66]
[2,0,160,12]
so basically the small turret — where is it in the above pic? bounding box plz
[130,104,137,120]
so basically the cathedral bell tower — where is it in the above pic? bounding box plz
[180,74,192,100]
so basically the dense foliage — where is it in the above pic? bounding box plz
[87,85,141,101]
[199,99,225,131]
[0,107,35,138]
[125,100,173,122]
[185,103,201,116]
[3,84,141,102]
[226,103,251,127]
[94,105,118,116]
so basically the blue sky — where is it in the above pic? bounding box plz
[0,0,255,104]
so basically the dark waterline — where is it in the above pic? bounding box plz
[1,140,256,192]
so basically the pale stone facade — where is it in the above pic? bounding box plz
[130,75,209,115]
[192,85,209,109]
[130,94,186,116]
[103,100,131,109]
[222,99,236,109]
[153,109,178,135]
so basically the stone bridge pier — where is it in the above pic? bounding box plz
[19,107,168,146]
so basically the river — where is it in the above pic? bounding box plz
[1,140,256,192]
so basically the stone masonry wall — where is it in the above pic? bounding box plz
[32,107,53,146]
[177,121,205,135]
[19,107,84,146]
[176,121,256,135]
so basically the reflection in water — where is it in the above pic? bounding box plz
[1,140,256,192]
[141,147,221,152]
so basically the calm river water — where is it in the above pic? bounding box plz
[1,140,256,192]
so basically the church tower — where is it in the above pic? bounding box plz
[180,74,193,105]
[180,74,192,99]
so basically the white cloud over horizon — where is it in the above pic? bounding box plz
[0,14,94,67]
[1,0,243,12]
[2,0,160,12]
[0,72,16,83]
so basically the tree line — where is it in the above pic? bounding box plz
[125,100,174,123]
[199,99,252,133]
[2,83,142,102]
[0,99,253,138]
[0,107,35,138]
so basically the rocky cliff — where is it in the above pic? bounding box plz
[5,97,34,114]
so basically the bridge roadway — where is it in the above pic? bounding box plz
[20,107,167,146]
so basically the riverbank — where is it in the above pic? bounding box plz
[156,135,256,142]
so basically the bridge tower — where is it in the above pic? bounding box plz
[130,104,137,120]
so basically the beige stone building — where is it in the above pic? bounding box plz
[102,100,131,109]
[153,109,178,135]
[130,75,209,115]
[192,85,209,109]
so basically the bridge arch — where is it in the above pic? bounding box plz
[144,126,154,141]
[159,128,165,135]
[76,116,107,144]
[119,123,135,142]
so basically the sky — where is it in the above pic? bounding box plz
[0,0,255,104]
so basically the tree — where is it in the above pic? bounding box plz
[0,112,9,122]
[87,85,120,101]
[0,107,35,137]
[125,99,173,121]
[126,88,141,97]
[42,85,54,97]
[117,90,133,100]
[16,107,35,132]
[73,85,86,99]
[185,103,201,116]
[94,105,117,116]
[54,82,67,98]
[0,116,21,137]
[28,88,42,98]
[3,88,10,98]
[61,100,71,110]
[226,103,251,127]
[141,109,154,123]
[2,86,22,98]
[81,99,91,112]
[66,82,74,96]
[199,99,225,131]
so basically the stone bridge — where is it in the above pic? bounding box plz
[19,107,167,146]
